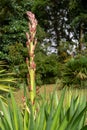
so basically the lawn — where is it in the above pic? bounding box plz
[14,84,87,108]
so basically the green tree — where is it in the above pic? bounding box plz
[31,0,71,55]
[69,0,87,51]
[0,0,30,47]
[0,0,47,48]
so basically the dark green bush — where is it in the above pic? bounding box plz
[62,56,87,87]
[35,53,61,85]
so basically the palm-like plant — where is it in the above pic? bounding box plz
[0,61,15,102]
[62,56,87,87]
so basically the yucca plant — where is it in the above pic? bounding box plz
[0,61,15,102]
[26,11,37,105]
[0,88,87,130]
[62,56,87,87]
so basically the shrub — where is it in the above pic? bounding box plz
[62,56,87,88]
[35,54,61,85]
[0,43,28,86]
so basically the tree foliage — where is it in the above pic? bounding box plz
[0,0,26,48]
[0,0,46,48]
[31,0,72,54]
[69,0,87,50]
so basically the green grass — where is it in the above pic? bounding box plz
[13,84,87,108]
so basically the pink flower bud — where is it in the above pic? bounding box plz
[27,12,37,34]
[30,27,36,33]
[26,32,29,40]
[26,11,35,20]
[30,61,36,69]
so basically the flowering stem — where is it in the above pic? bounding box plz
[26,11,37,105]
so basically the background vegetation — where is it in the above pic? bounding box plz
[0,0,87,87]
[0,1,87,129]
